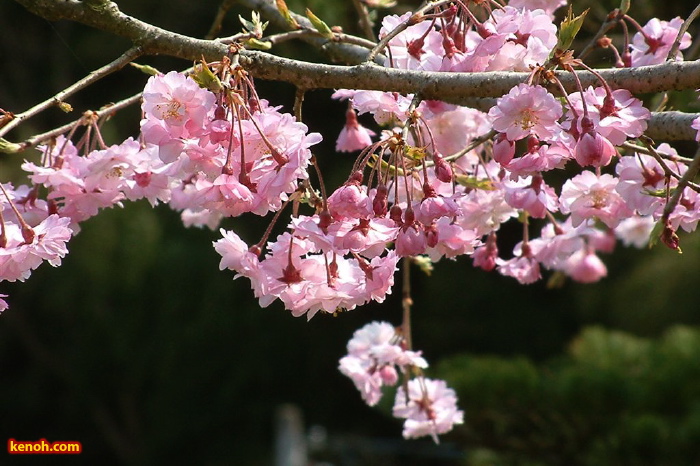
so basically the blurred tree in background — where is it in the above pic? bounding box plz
[1,0,700,464]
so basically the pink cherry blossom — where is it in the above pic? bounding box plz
[457,186,519,236]
[565,87,650,145]
[379,12,444,71]
[508,0,567,16]
[573,125,616,168]
[496,250,541,284]
[333,89,413,125]
[0,214,72,282]
[503,175,558,218]
[489,84,562,141]
[339,321,427,406]
[416,194,460,224]
[667,188,700,233]
[529,221,587,271]
[615,216,655,248]
[425,218,480,261]
[560,171,633,228]
[418,106,491,156]
[615,150,677,215]
[395,225,427,257]
[493,133,515,166]
[472,7,558,72]
[692,116,700,142]
[327,183,373,219]
[505,140,572,179]
[142,71,216,134]
[392,378,464,442]
[472,234,499,271]
[629,17,692,67]
[213,229,261,279]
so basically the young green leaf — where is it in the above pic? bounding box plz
[191,61,224,93]
[276,0,300,30]
[305,9,334,39]
[553,7,589,54]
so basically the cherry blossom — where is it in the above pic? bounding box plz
[496,249,542,284]
[629,17,692,67]
[392,378,464,441]
[508,0,567,17]
[379,12,444,72]
[339,321,427,406]
[560,171,633,228]
[692,116,700,142]
[489,84,562,141]
[615,216,655,248]
[6,0,700,446]
[0,214,72,282]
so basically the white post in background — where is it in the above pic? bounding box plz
[275,404,308,466]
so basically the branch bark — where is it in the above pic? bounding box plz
[10,0,700,142]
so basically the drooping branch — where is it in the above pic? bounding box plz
[9,0,700,144]
[0,46,142,139]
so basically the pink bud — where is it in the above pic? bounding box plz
[425,223,439,248]
[433,154,453,183]
[493,133,515,166]
[373,185,388,217]
[574,129,615,167]
[566,249,607,283]
[379,365,398,386]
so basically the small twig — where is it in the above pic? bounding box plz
[401,256,413,351]
[260,29,377,50]
[365,0,452,63]
[667,3,700,61]
[621,141,694,164]
[639,137,700,193]
[205,0,237,40]
[351,0,376,42]
[0,46,142,139]
[13,93,143,152]
[578,10,623,60]
[443,130,497,163]
[293,87,306,121]
[662,146,700,222]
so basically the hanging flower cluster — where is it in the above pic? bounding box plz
[339,321,463,441]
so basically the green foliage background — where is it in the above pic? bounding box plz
[1,0,700,464]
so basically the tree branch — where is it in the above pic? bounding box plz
[232,0,379,64]
[10,0,700,143]
[0,46,142,139]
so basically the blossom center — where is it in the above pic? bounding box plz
[516,109,539,131]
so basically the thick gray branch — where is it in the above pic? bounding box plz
[239,52,700,101]
[14,0,700,97]
[11,0,700,141]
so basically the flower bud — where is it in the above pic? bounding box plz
[492,133,515,166]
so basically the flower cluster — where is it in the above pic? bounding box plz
[0,181,73,311]
[7,67,321,307]
[327,2,700,290]
[339,321,463,441]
